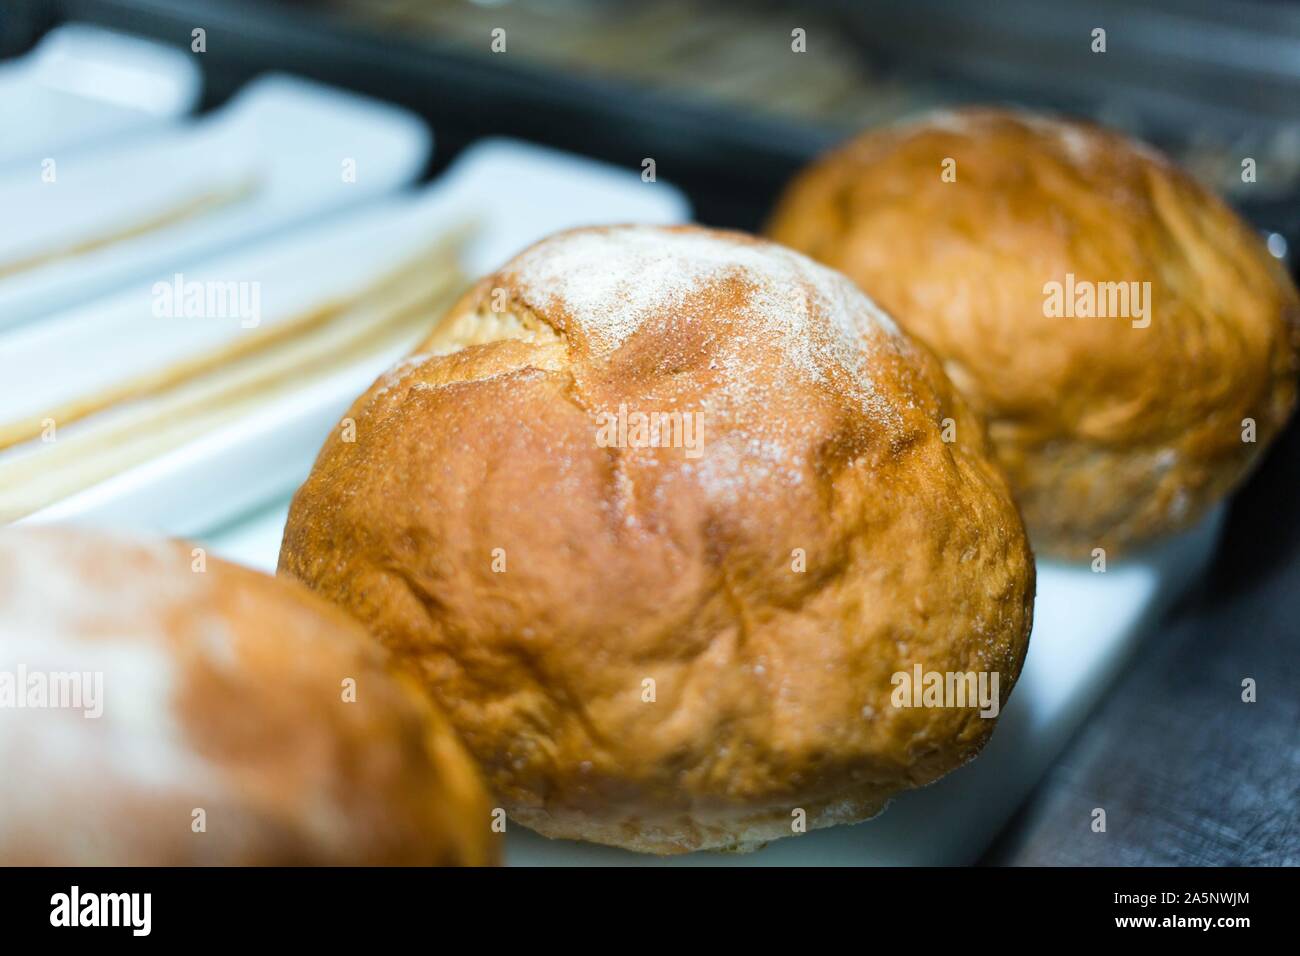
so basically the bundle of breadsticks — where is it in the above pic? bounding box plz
[0,225,472,522]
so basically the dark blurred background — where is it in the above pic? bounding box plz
[5,0,1300,238]
[2,0,1296,865]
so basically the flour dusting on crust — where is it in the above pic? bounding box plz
[505,225,904,417]
[912,107,1148,168]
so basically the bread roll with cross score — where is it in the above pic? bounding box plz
[768,107,1300,557]
[279,224,1035,854]
[0,526,497,865]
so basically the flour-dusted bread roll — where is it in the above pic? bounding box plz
[0,526,496,866]
[769,108,1300,557]
[279,225,1034,855]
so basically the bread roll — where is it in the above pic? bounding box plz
[279,225,1034,855]
[768,107,1300,556]
[0,526,496,865]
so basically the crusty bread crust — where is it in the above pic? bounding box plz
[280,225,1035,854]
[769,108,1300,557]
[0,526,497,866]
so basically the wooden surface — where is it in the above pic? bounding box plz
[985,414,1300,865]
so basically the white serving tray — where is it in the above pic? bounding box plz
[0,72,429,330]
[0,23,201,168]
[14,138,689,535]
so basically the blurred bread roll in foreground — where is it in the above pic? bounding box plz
[0,526,496,866]
[280,224,1034,855]
[769,107,1300,557]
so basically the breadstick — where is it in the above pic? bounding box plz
[0,221,475,451]
[0,176,260,281]
[0,268,467,521]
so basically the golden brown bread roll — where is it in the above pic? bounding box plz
[768,107,1300,557]
[279,224,1035,855]
[0,526,496,866]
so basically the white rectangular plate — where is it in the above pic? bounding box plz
[0,23,201,168]
[0,72,429,330]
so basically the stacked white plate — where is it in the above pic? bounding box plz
[0,24,201,167]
